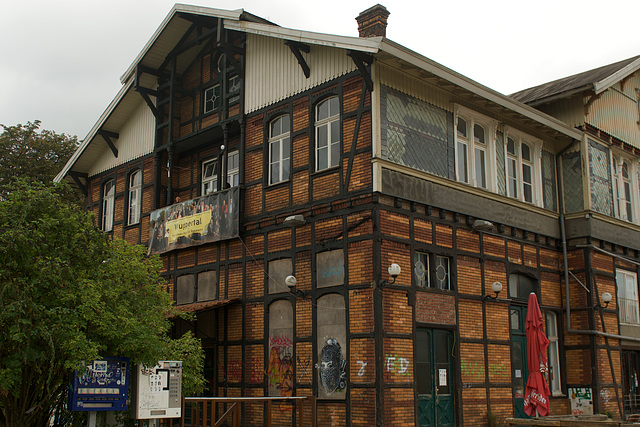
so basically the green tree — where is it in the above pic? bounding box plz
[0,181,204,426]
[0,121,78,198]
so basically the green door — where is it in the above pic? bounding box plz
[511,306,529,419]
[417,329,455,427]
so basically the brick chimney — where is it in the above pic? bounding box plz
[356,4,390,38]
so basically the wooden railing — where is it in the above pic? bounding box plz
[180,396,317,427]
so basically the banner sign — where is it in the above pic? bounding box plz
[148,187,239,254]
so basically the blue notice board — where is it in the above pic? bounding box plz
[68,357,130,411]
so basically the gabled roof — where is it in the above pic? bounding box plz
[511,55,640,106]
[56,4,584,185]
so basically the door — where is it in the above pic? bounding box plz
[511,306,529,418]
[416,328,455,427]
[622,350,640,414]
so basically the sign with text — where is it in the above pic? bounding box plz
[68,357,130,412]
[148,187,239,254]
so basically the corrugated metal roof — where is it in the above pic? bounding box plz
[511,55,640,105]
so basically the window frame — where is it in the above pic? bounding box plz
[413,251,452,291]
[101,179,115,232]
[617,269,639,325]
[201,158,218,195]
[611,152,637,223]
[127,169,142,225]
[268,115,291,185]
[227,150,240,188]
[454,106,497,191]
[203,83,222,114]
[503,127,543,206]
[315,96,341,172]
[546,311,563,396]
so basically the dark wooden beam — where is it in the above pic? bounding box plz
[285,40,311,78]
[347,50,374,92]
[68,171,88,196]
[138,87,161,120]
[98,130,119,158]
[220,42,243,75]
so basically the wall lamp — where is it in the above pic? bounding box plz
[379,263,401,286]
[285,275,307,298]
[594,292,612,309]
[484,281,503,301]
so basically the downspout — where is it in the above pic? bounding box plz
[558,142,640,343]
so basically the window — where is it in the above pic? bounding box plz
[506,132,538,204]
[202,159,218,195]
[617,270,639,324]
[546,312,562,395]
[455,108,494,189]
[102,180,115,232]
[315,97,340,171]
[508,273,536,300]
[204,84,221,114]
[269,115,291,184]
[414,252,451,290]
[127,170,141,225]
[227,150,239,188]
[612,156,635,222]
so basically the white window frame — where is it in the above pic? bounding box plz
[503,127,543,206]
[268,115,291,185]
[127,170,141,225]
[546,311,562,396]
[102,180,115,232]
[227,150,239,188]
[315,96,340,171]
[611,152,637,223]
[202,158,218,195]
[617,269,639,325]
[454,105,497,191]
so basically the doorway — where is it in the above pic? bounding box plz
[416,328,455,427]
[511,306,529,418]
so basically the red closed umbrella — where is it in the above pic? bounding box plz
[524,292,551,417]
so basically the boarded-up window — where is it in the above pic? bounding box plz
[267,300,294,396]
[317,294,347,399]
[269,258,292,294]
[316,250,345,288]
[197,270,218,302]
[177,274,195,305]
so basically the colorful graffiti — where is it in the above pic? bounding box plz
[266,339,293,396]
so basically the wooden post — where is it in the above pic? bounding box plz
[298,398,305,427]
[266,401,272,427]
[180,397,185,427]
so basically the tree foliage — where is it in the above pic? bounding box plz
[0,181,204,426]
[0,121,78,198]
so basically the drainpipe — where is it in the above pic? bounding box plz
[558,142,640,343]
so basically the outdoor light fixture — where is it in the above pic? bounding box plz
[594,291,612,309]
[286,275,307,298]
[283,214,306,227]
[472,219,494,232]
[380,263,401,286]
[484,281,503,301]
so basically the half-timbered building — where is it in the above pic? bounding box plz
[56,3,639,425]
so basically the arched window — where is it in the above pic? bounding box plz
[127,170,141,225]
[315,97,340,171]
[317,294,347,399]
[268,300,294,396]
[102,180,115,232]
[269,115,291,184]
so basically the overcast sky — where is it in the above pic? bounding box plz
[1,0,639,140]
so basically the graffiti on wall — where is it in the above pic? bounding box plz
[297,357,312,383]
[318,338,347,394]
[385,354,410,376]
[266,335,294,396]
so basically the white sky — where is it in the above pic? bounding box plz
[1,0,639,139]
